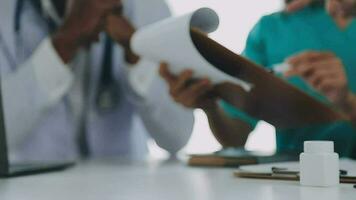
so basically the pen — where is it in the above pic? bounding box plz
[272,167,349,176]
[272,63,291,74]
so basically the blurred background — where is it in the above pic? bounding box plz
[149,0,284,158]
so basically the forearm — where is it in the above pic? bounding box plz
[125,60,194,154]
[2,39,73,148]
[52,31,80,64]
[105,15,140,64]
[204,103,253,148]
[3,65,46,148]
[138,103,194,154]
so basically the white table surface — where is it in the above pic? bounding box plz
[0,159,355,200]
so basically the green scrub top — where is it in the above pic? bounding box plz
[221,6,356,158]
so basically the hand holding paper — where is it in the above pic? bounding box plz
[159,64,217,110]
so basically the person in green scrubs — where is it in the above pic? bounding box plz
[220,0,356,157]
[160,0,356,158]
[286,0,356,16]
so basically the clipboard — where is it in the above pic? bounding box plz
[187,149,298,168]
[234,167,356,184]
[190,28,348,129]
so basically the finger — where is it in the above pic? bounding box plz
[177,80,213,106]
[284,68,299,77]
[186,79,213,97]
[313,75,347,94]
[97,0,122,13]
[305,69,337,87]
[294,58,338,77]
[316,78,340,93]
[285,0,312,12]
[159,63,176,85]
[172,70,194,94]
[288,51,318,67]
[111,0,124,15]
[288,51,335,66]
[101,0,121,5]
[293,62,316,77]
[111,4,124,16]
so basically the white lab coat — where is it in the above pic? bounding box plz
[0,0,194,162]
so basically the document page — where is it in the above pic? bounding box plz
[131,8,252,91]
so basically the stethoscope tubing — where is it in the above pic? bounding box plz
[0,0,27,70]
[0,30,18,70]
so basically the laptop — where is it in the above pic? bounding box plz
[0,84,74,177]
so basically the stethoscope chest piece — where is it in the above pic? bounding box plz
[96,80,121,113]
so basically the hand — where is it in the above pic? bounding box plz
[159,63,217,110]
[106,14,135,50]
[285,51,351,106]
[106,14,139,64]
[285,0,313,13]
[327,0,356,18]
[52,0,121,63]
[285,0,356,17]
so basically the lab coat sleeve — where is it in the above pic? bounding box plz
[2,38,74,148]
[125,59,194,154]
[122,0,194,154]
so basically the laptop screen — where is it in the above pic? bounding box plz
[0,82,9,174]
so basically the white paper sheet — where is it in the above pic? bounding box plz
[131,8,252,91]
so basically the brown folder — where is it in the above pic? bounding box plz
[190,28,348,129]
[188,149,298,168]
[188,154,258,167]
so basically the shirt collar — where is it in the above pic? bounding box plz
[40,0,62,26]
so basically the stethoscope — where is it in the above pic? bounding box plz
[0,0,28,70]
[0,0,121,112]
[0,0,56,70]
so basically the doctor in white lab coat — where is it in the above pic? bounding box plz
[0,0,194,162]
